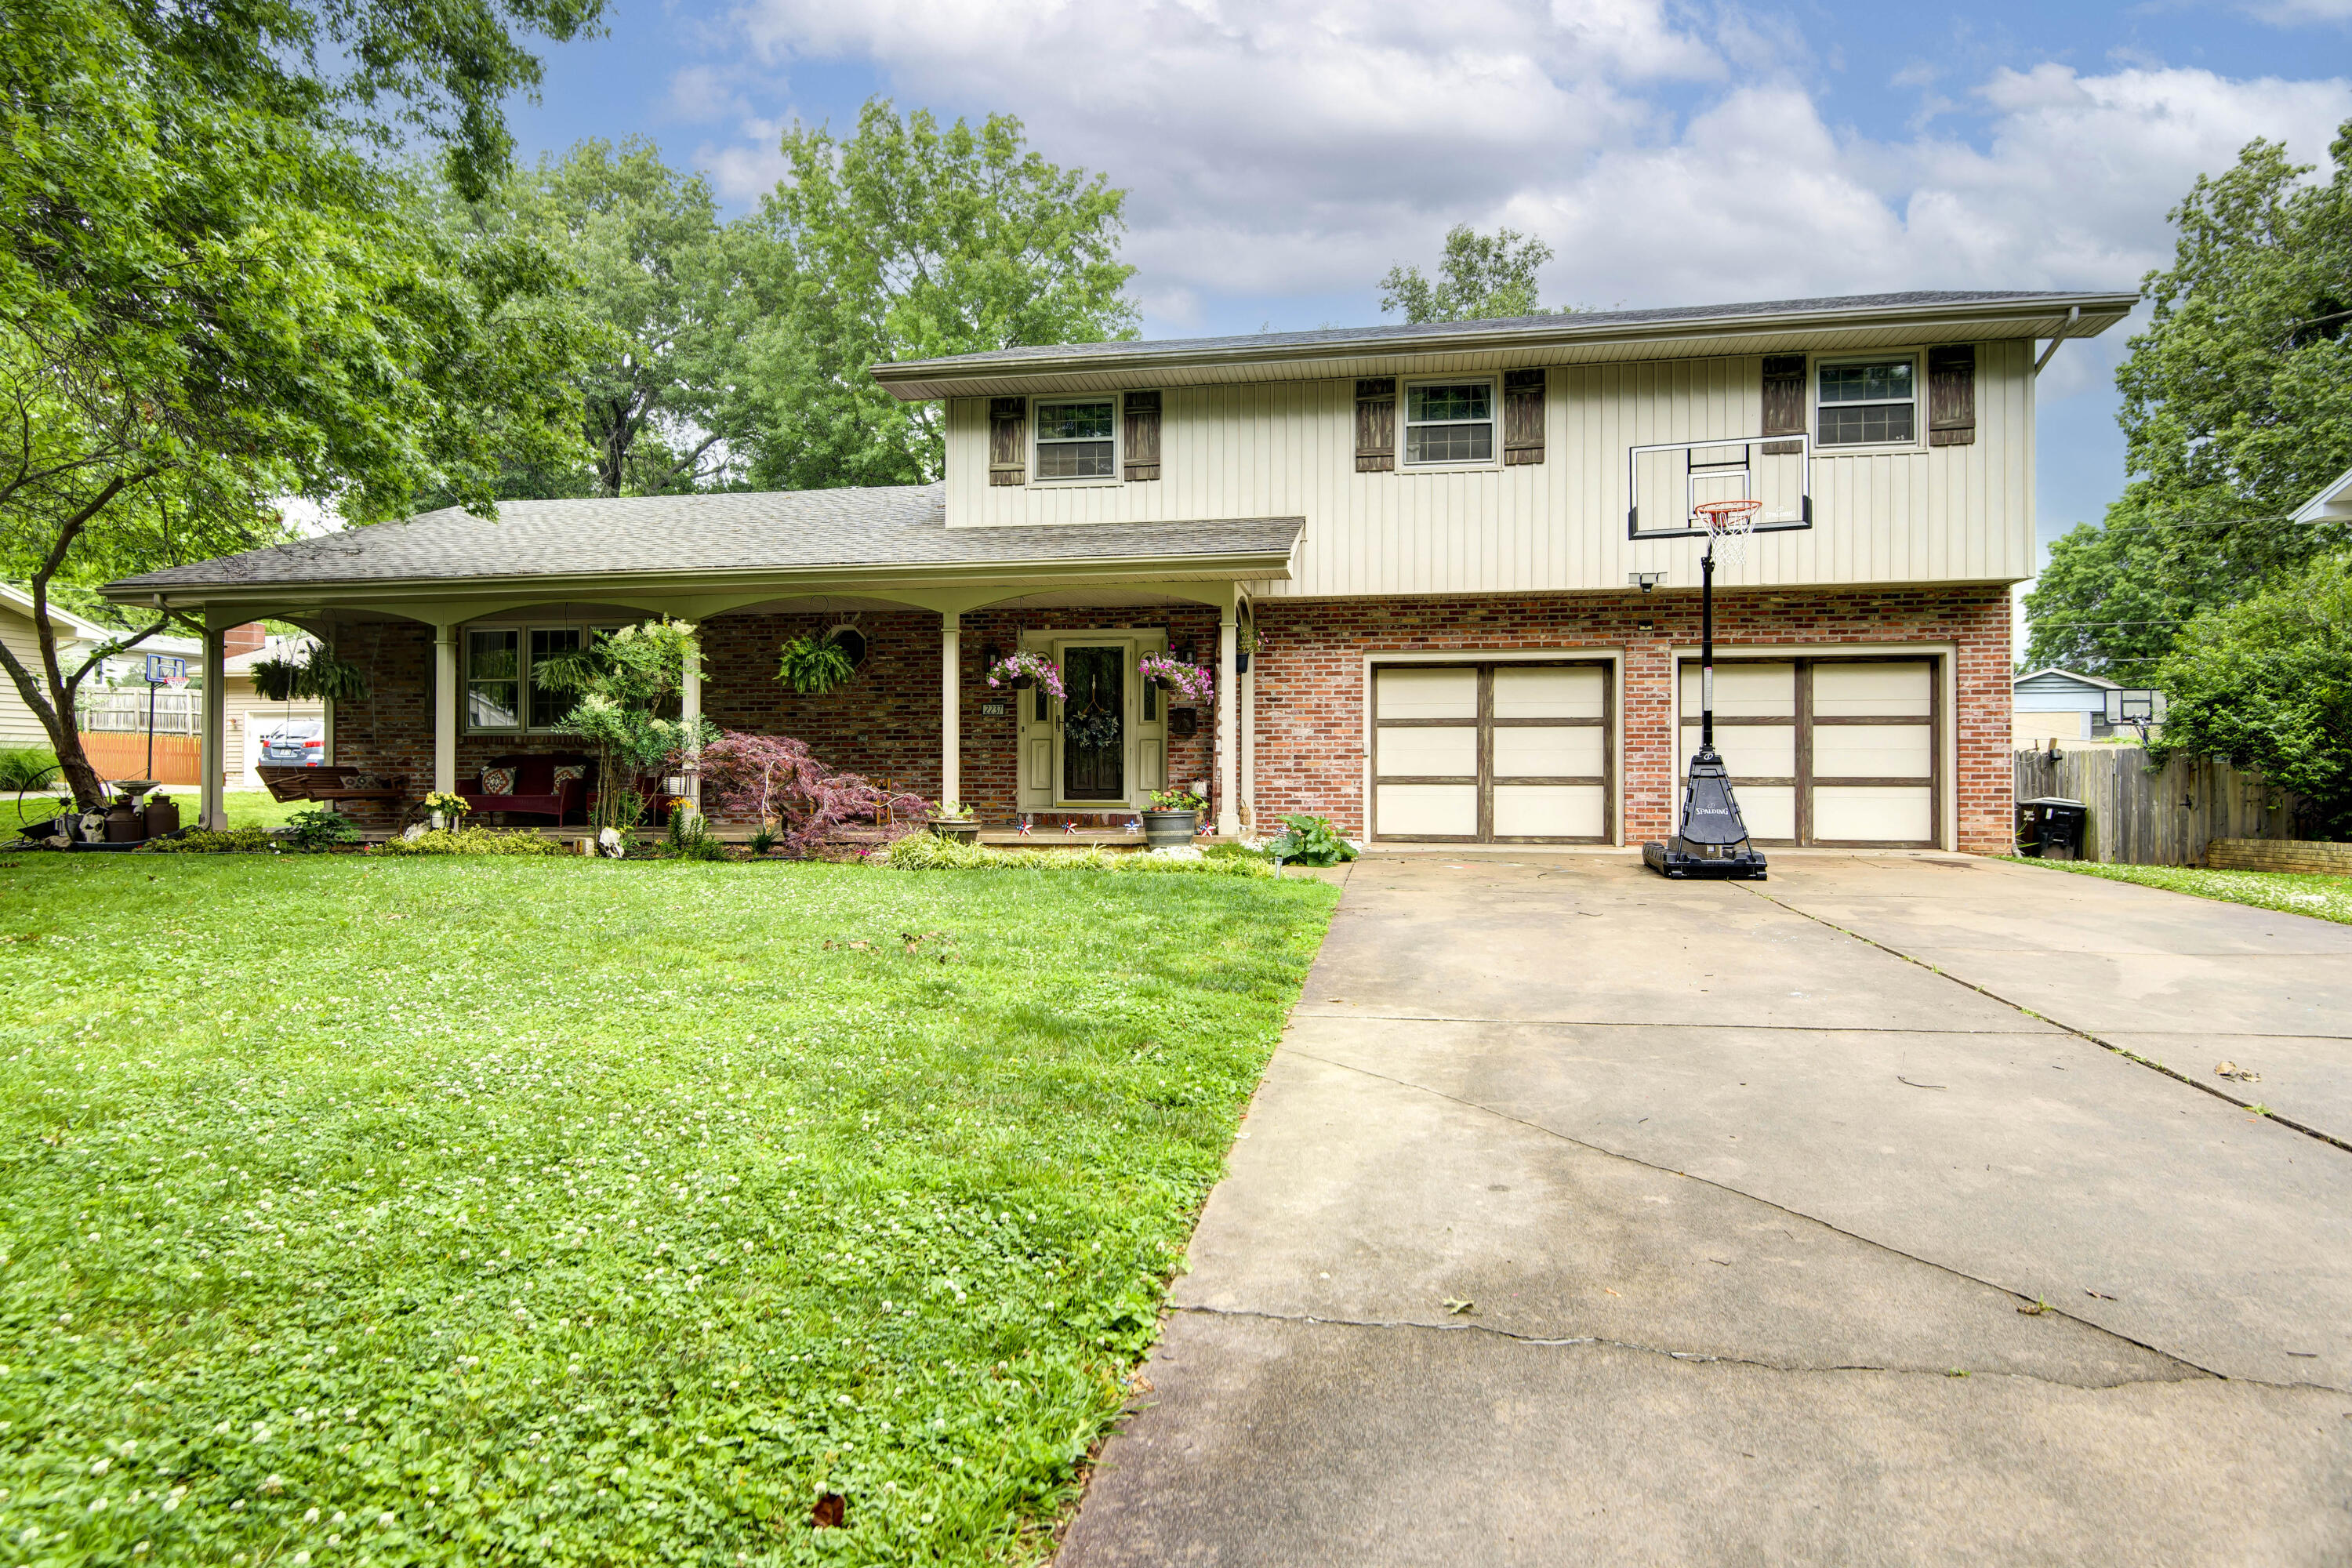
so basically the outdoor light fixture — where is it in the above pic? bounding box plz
[1629,572,1665,591]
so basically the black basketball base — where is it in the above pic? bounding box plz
[1643,748,1768,881]
[1642,837,1769,879]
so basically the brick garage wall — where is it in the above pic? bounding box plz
[327,604,1223,826]
[1251,585,2015,853]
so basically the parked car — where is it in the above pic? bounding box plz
[260,720,325,766]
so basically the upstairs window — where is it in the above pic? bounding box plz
[1403,381,1494,465]
[1034,398,1116,479]
[1817,358,1916,445]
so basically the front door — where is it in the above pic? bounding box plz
[1061,644,1126,800]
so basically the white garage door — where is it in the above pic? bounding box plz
[1677,657,1939,848]
[1373,662,1612,843]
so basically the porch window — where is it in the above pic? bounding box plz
[465,630,521,729]
[528,627,583,727]
[1817,358,1916,445]
[463,622,624,734]
[1403,381,1494,466]
[1034,398,1116,479]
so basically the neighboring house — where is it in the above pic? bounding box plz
[2013,666,2120,746]
[102,289,2134,851]
[0,584,120,750]
[2293,464,2352,526]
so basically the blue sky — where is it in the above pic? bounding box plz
[502,0,2351,568]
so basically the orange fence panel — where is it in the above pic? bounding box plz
[78,731,201,786]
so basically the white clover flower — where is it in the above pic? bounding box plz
[91,1457,110,1475]
[378,1512,396,1528]
[303,1507,319,1523]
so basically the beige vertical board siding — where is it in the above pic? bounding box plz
[0,605,57,748]
[940,345,2034,596]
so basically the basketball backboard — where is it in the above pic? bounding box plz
[1628,434,1813,542]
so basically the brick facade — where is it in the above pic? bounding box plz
[328,585,2012,850]
[1249,583,2014,853]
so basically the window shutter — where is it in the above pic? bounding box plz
[1123,390,1162,481]
[988,397,1026,486]
[1502,368,1545,465]
[1355,377,1396,473]
[1760,354,1806,455]
[1927,345,1976,446]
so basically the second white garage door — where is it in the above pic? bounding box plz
[1676,657,1940,848]
[1373,662,1613,844]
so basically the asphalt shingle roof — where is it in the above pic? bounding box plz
[107,485,1303,593]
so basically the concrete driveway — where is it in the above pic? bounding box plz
[1058,854,2352,1567]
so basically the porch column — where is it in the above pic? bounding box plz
[1216,608,1240,837]
[681,640,702,817]
[199,619,227,829]
[1240,619,1256,834]
[433,623,458,796]
[940,612,960,808]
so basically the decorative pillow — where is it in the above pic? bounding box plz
[347,772,387,790]
[478,766,517,795]
[550,764,587,787]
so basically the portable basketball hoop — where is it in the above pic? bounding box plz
[1642,497,1769,880]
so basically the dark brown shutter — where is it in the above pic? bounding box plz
[1760,354,1807,454]
[1355,377,1396,473]
[988,397,1026,486]
[1123,390,1161,481]
[1502,368,1545,465]
[1927,345,1976,446]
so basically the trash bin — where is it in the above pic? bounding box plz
[2017,797,2087,859]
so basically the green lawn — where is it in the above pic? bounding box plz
[2010,857,2352,926]
[0,855,1339,1565]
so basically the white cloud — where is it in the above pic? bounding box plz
[705,0,2350,336]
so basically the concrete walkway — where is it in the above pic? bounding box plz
[1058,854,2352,1567]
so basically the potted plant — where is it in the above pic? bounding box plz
[1236,621,1257,674]
[985,651,1065,701]
[423,789,470,832]
[929,800,980,843]
[775,630,858,695]
[1138,652,1214,703]
[1144,786,1206,848]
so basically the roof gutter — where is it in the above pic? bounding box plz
[870,292,2141,399]
[96,542,1303,608]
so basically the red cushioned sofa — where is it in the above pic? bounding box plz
[459,753,596,825]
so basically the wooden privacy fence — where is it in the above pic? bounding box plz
[2013,746,2303,866]
[79,732,201,786]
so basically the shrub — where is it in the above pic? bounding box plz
[151,828,278,853]
[0,746,59,792]
[694,731,925,856]
[1265,813,1358,866]
[886,832,1270,877]
[283,807,362,849]
[366,826,565,856]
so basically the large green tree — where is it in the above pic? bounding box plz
[1380,224,1570,324]
[2025,120,2352,676]
[448,140,754,499]
[733,100,1138,491]
[2148,553,2352,837]
[0,0,605,809]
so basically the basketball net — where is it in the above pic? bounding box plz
[1693,497,1760,568]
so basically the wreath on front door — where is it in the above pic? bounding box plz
[1065,708,1121,750]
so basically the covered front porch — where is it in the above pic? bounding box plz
[180,579,1270,838]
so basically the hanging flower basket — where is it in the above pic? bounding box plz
[986,651,1065,702]
[1138,652,1214,704]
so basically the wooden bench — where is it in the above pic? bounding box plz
[257,766,407,812]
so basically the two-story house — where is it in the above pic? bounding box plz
[106,289,2133,851]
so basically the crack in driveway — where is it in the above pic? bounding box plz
[1737,884,2352,1157]
[1274,1044,2281,1390]
[1164,1303,2271,1391]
